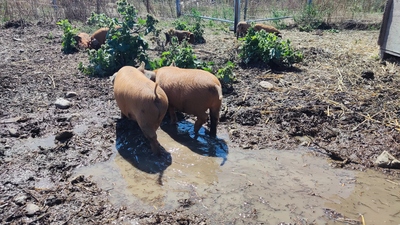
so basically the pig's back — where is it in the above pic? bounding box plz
[114,66,166,121]
[156,67,221,113]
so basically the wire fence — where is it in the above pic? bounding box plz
[0,0,386,24]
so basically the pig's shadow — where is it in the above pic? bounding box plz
[161,120,229,166]
[115,119,172,181]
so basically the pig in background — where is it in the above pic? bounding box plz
[113,63,169,155]
[164,29,195,45]
[236,21,282,38]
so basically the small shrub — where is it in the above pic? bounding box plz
[294,4,323,32]
[56,19,78,54]
[86,12,114,28]
[216,61,236,84]
[78,0,157,77]
[150,37,198,69]
[238,27,303,68]
[271,10,289,29]
[173,20,189,31]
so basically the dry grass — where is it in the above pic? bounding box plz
[0,0,386,24]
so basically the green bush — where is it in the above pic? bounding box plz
[216,61,236,84]
[294,4,323,32]
[271,10,289,29]
[238,27,303,68]
[56,19,78,54]
[150,37,197,69]
[86,13,114,28]
[78,0,157,77]
[149,36,214,71]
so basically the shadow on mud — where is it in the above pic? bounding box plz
[161,120,229,166]
[115,119,172,184]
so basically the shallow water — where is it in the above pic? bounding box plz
[74,121,400,224]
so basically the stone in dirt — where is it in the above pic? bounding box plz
[55,98,72,109]
[374,151,400,169]
[259,81,274,90]
[65,91,77,98]
[55,130,74,142]
[14,194,28,206]
[8,128,20,137]
[25,203,40,216]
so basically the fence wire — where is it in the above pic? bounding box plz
[0,0,385,24]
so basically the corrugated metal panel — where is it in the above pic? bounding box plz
[379,0,400,58]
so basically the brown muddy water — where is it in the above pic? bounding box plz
[72,121,400,225]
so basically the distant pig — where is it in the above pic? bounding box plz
[113,64,169,155]
[73,32,91,49]
[165,29,195,45]
[253,24,282,37]
[141,66,223,137]
[236,22,282,38]
[90,26,121,50]
[236,21,251,38]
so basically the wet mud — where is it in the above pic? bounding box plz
[1,21,400,224]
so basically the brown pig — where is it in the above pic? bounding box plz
[236,22,282,38]
[236,21,251,38]
[90,26,121,50]
[253,24,282,37]
[73,32,91,49]
[141,66,223,137]
[113,64,169,155]
[165,29,195,45]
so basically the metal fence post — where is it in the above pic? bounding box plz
[243,0,248,21]
[96,0,100,14]
[234,0,240,34]
[176,0,181,17]
[52,0,58,11]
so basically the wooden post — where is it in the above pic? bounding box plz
[176,0,181,17]
[234,0,240,34]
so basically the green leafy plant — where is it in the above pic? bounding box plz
[271,10,289,29]
[86,12,114,28]
[294,4,322,32]
[216,61,236,84]
[56,19,78,54]
[173,20,189,31]
[78,0,158,77]
[150,37,198,69]
[238,27,303,68]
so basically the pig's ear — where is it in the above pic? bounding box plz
[138,61,145,72]
[169,60,176,67]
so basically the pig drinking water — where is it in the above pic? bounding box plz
[113,64,169,155]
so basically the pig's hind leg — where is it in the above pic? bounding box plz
[209,107,220,137]
[140,125,162,156]
[194,112,208,135]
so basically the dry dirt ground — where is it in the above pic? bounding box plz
[1,20,400,224]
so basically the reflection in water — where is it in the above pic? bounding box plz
[161,120,229,165]
[115,119,172,185]
[74,122,400,224]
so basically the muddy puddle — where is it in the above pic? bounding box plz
[74,121,400,224]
